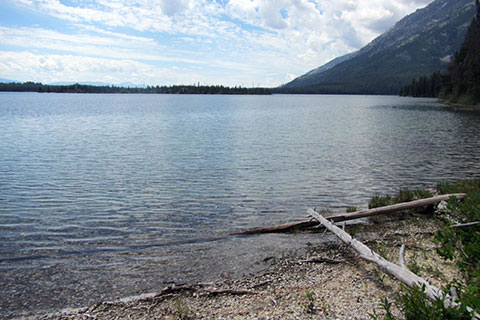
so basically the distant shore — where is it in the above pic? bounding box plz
[0,82,272,95]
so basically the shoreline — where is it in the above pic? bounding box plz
[41,208,459,320]
[437,98,480,111]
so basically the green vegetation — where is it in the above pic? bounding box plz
[302,289,316,314]
[369,298,396,320]
[400,0,480,105]
[173,298,191,320]
[406,251,422,275]
[440,0,480,105]
[399,72,443,98]
[369,194,394,210]
[368,189,434,209]
[370,179,480,319]
[347,206,358,213]
[398,285,471,320]
[435,179,480,314]
[0,82,271,95]
[372,284,472,320]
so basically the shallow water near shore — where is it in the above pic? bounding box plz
[1,93,480,318]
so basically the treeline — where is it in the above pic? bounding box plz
[0,82,272,95]
[400,0,480,105]
[399,72,443,97]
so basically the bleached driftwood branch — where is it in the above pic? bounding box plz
[450,221,480,229]
[399,244,406,269]
[325,193,467,223]
[308,208,480,319]
[230,194,467,236]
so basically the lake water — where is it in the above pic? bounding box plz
[1,93,480,318]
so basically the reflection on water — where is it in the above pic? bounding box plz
[1,93,480,317]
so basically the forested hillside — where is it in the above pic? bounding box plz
[442,0,480,104]
[278,0,474,95]
[401,0,480,105]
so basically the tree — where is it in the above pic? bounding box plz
[441,0,480,104]
[400,0,480,105]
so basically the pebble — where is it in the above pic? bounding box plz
[44,215,461,320]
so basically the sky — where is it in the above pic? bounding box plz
[0,0,433,87]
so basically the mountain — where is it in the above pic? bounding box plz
[47,81,146,88]
[279,0,476,95]
[0,78,16,83]
[118,82,146,88]
[441,0,480,104]
[294,52,355,81]
[48,81,107,86]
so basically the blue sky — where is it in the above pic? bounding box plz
[0,0,432,87]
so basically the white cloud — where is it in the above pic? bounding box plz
[0,51,203,85]
[3,0,434,86]
[159,0,191,16]
[0,26,204,64]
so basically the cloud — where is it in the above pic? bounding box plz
[0,26,204,64]
[0,51,204,85]
[16,0,222,35]
[159,0,191,16]
[3,0,434,86]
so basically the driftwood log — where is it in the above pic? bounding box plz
[229,220,319,235]
[450,221,480,229]
[308,208,480,319]
[230,193,467,236]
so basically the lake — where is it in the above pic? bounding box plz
[1,93,480,318]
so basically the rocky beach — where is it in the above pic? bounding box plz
[42,205,459,320]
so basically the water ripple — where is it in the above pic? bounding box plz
[1,93,480,317]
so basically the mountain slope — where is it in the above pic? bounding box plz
[0,78,16,83]
[280,0,476,95]
[442,0,480,103]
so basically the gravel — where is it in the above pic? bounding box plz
[41,213,459,320]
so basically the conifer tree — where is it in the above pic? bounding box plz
[400,0,480,104]
[441,0,480,104]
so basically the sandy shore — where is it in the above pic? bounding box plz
[42,211,458,320]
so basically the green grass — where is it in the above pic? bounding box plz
[174,298,191,320]
[302,289,316,314]
[368,189,434,209]
[347,206,358,213]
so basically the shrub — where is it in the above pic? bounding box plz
[398,285,471,320]
[370,180,480,319]
[368,189,434,209]
[369,194,393,209]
